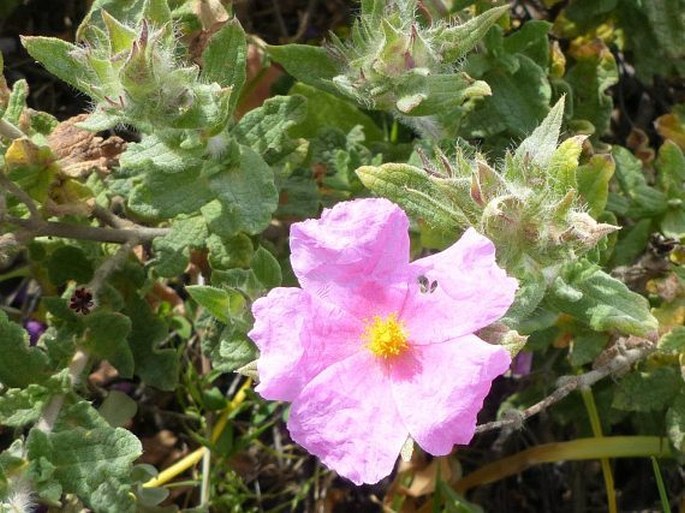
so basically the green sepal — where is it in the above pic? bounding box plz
[515,96,565,168]
[547,134,585,195]
[441,5,510,62]
[101,10,137,54]
[201,18,246,115]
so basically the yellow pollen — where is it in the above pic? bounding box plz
[363,313,410,358]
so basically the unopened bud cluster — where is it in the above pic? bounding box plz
[70,13,230,134]
[326,0,508,114]
[358,98,619,270]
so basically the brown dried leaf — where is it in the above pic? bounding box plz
[47,114,125,178]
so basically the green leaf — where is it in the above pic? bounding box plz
[462,54,551,151]
[666,388,685,452]
[46,245,95,287]
[205,232,254,270]
[120,135,204,174]
[549,260,659,337]
[502,20,551,69]
[82,312,134,378]
[267,44,340,97]
[659,326,685,353]
[207,145,278,236]
[186,285,234,324]
[233,95,306,165]
[214,325,257,373]
[576,154,615,217]
[656,140,685,194]
[251,246,282,289]
[21,36,97,95]
[565,41,618,138]
[613,367,682,412]
[152,215,208,277]
[0,311,50,388]
[569,331,609,367]
[0,383,53,427]
[608,217,652,268]
[98,390,138,428]
[547,135,584,195]
[288,82,383,142]
[356,163,470,234]
[201,18,246,114]
[128,166,214,219]
[26,400,141,513]
[124,294,178,391]
[612,146,668,218]
[516,96,565,168]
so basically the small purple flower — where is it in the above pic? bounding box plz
[249,198,517,485]
[24,320,46,346]
[511,351,534,377]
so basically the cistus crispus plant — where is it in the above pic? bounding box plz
[0,0,683,512]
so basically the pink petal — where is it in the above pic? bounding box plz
[402,228,517,342]
[389,335,511,455]
[287,352,409,485]
[249,288,363,402]
[290,198,410,297]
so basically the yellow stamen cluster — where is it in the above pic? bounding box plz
[363,313,410,358]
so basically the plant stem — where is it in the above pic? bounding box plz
[5,216,169,244]
[651,456,672,513]
[453,436,672,494]
[580,387,617,513]
[142,379,252,489]
[476,337,656,434]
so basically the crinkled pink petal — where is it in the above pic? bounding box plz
[290,198,410,296]
[249,288,363,402]
[402,228,517,343]
[389,334,511,455]
[287,352,409,485]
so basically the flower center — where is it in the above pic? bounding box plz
[363,313,410,358]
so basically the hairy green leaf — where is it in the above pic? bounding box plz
[82,312,134,378]
[27,401,141,513]
[0,311,50,388]
[549,260,658,336]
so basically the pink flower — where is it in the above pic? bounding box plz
[248,198,517,485]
